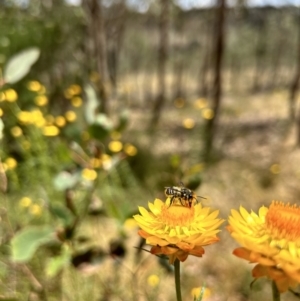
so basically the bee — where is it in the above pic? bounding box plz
[164,182,204,207]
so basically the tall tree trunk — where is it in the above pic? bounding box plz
[252,15,267,92]
[150,0,170,128]
[203,0,226,161]
[106,0,127,93]
[289,11,300,123]
[198,16,213,97]
[269,10,284,90]
[83,0,109,114]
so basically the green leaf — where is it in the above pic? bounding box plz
[53,171,81,191]
[0,118,4,140]
[46,247,71,277]
[50,202,75,227]
[11,226,55,262]
[88,113,113,140]
[84,84,99,124]
[4,47,40,84]
[115,109,130,132]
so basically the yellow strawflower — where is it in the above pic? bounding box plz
[134,199,223,264]
[228,201,300,292]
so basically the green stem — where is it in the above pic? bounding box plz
[272,280,281,301]
[174,259,183,301]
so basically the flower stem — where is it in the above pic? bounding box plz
[272,281,280,301]
[174,259,183,301]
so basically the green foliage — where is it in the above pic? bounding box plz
[3,47,40,84]
[49,202,75,227]
[11,226,56,262]
[84,84,99,125]
[0,118,4,140]
[45,246,71,277]
[53,171,81,191]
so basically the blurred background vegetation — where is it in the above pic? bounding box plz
[1,0,300,300]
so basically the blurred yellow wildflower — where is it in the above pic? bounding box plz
[64,84,81,98]
[10,126,23,137]
[27,80,42,92]
[202,108,214,120]
[55,116,66,127]
[174,97,185,108]
[5,157,17,170]
[0,92,5,102]
[90,71,100,82]
[69,84,82,95]
[5,89,18,102]
[89,158,101,169]
[43,125,60,136]
[29,204,42,216]
[0,108,3,117]
[31,109,46,127]
[18,111,32,124]
[110,131,121,140]
[147,274,160,287]
[65,110,77,122]
[182,118,195,129]
[38,86,46,94]
[19,197,32,207]
[134,199,224,264]
[191,286,211,299]
[270,163,280,175]
[124,143,138,156]
[82,168,97,181]
[71,96,82,107]
[108,141,123,153]
[228,202,300,292]
[123,218,138,230]
[34,95,48,106]
[194,98,207,109]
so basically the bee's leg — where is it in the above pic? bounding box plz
[179,197,185,206]
[169,196,175,207]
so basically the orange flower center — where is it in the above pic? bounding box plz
[160,204,195,227]
[266,201,300,240]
